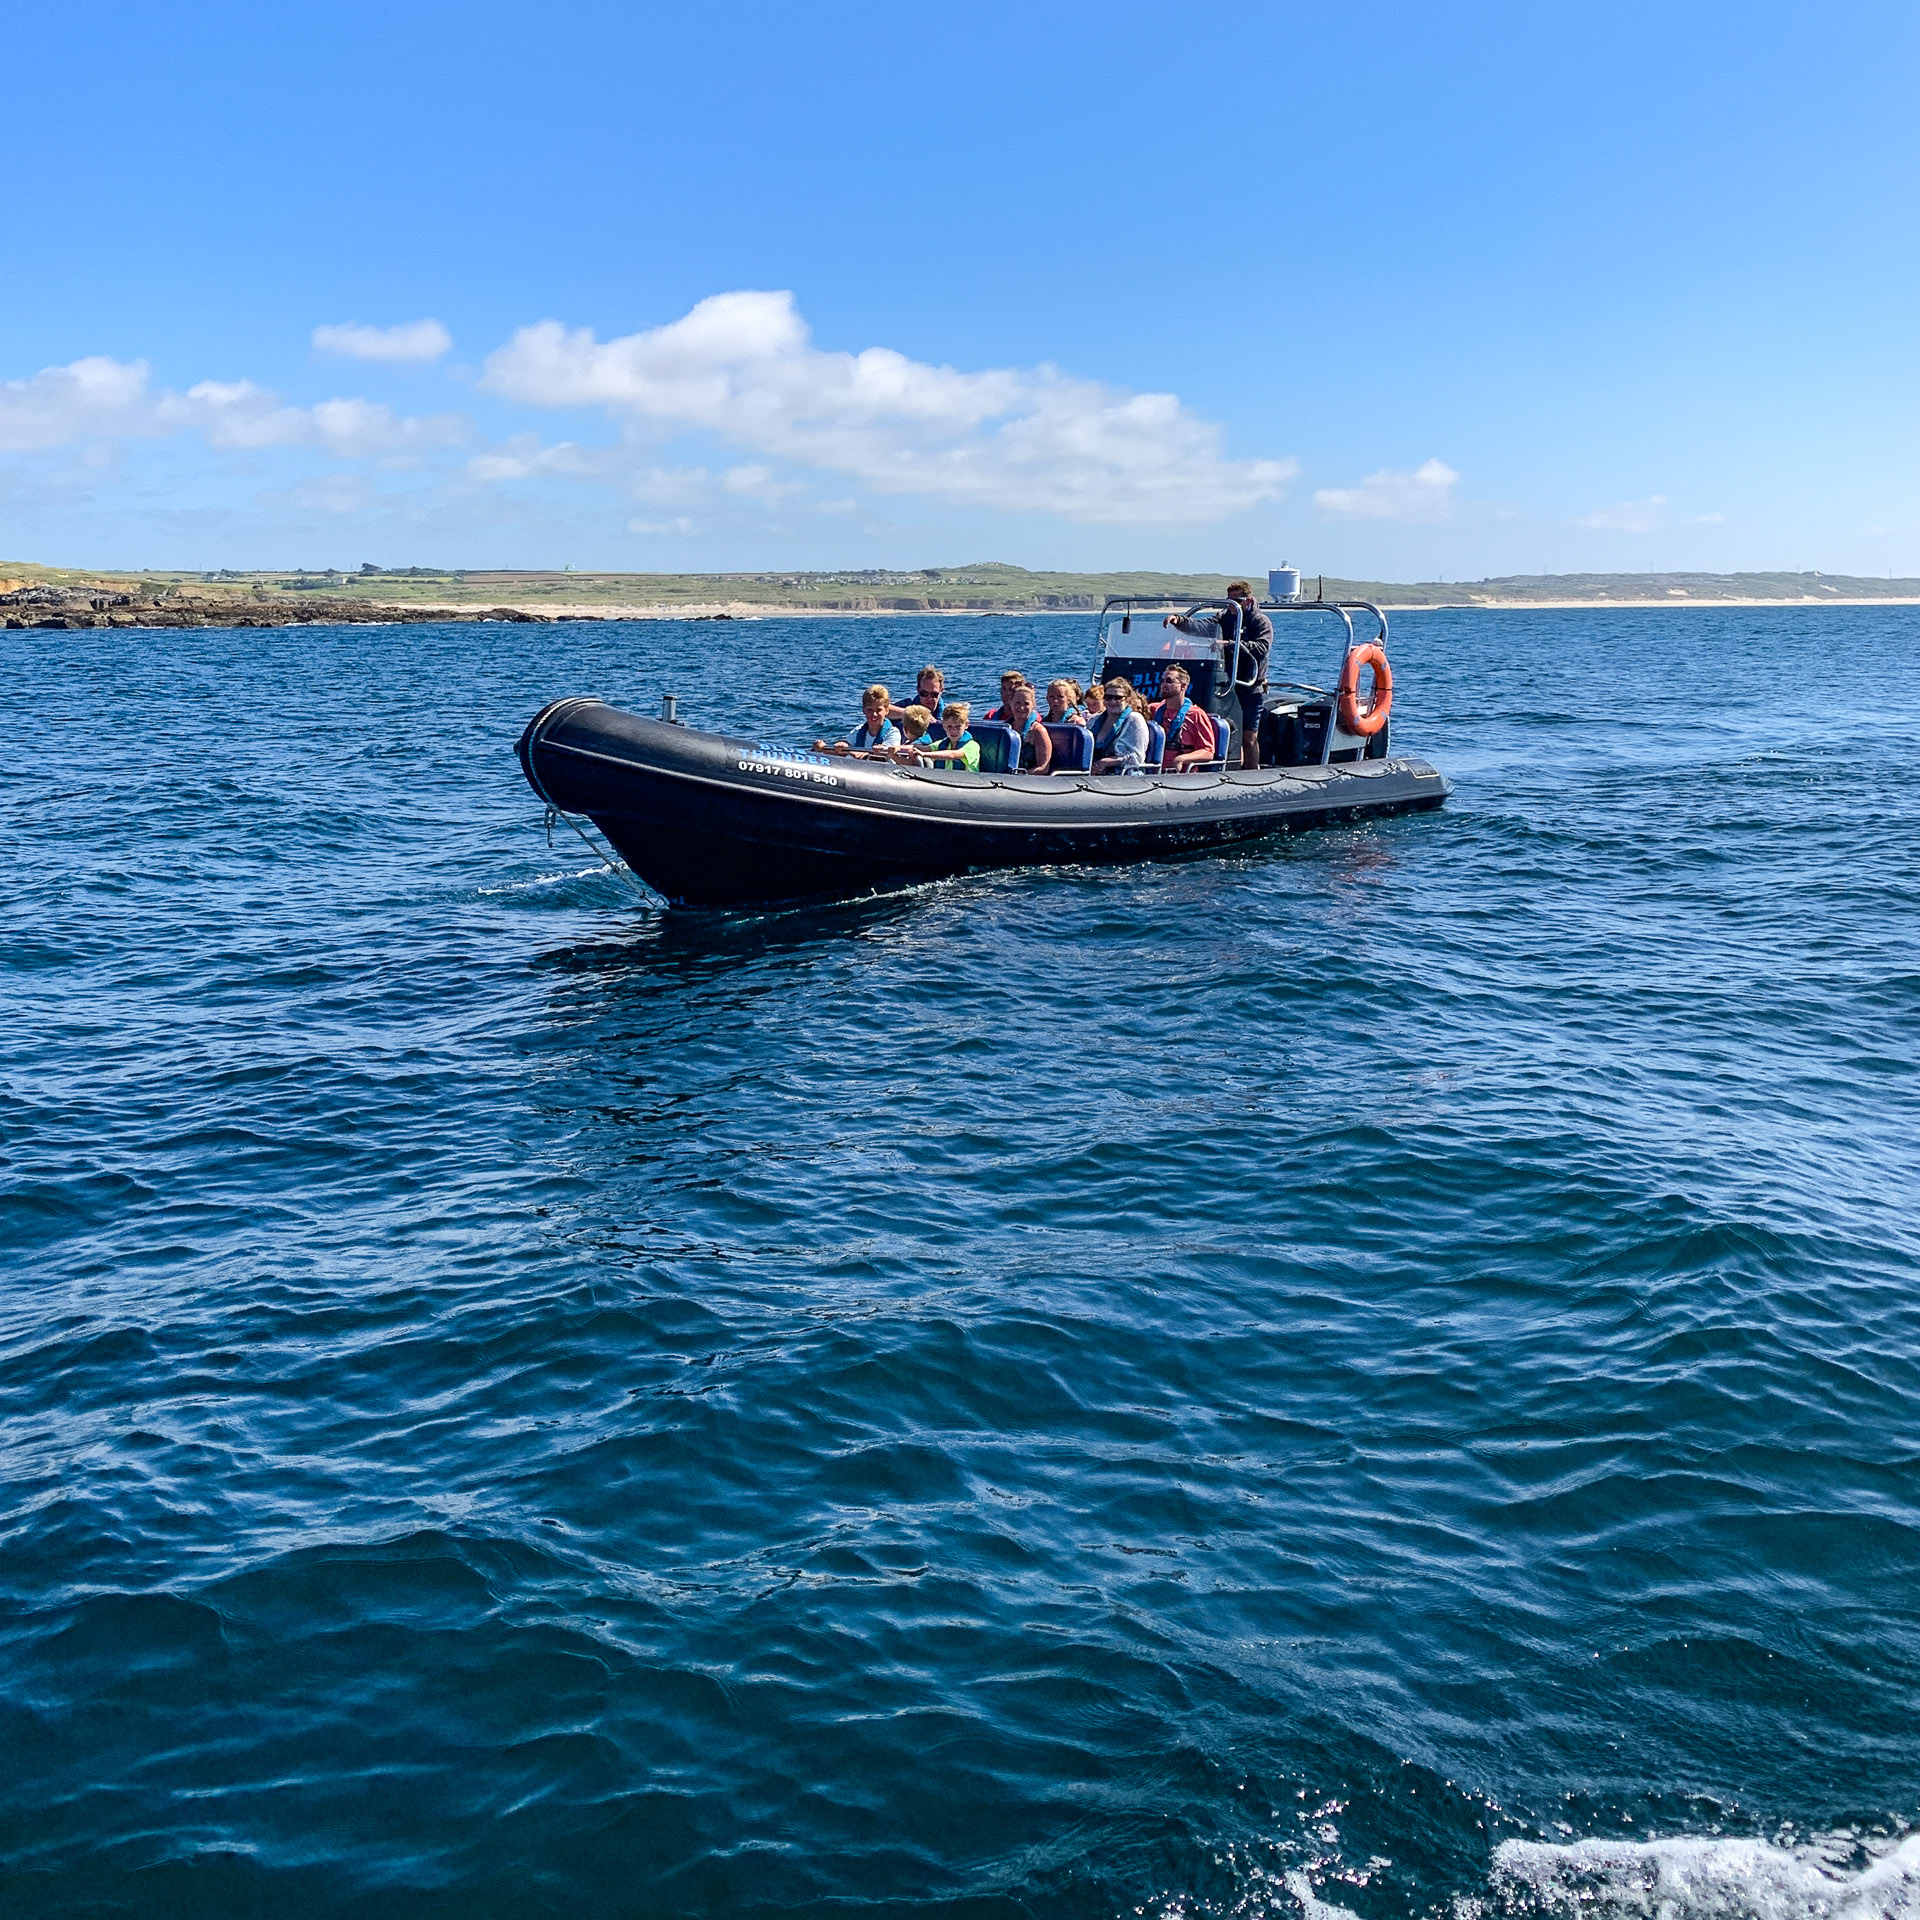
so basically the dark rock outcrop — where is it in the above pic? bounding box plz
[0,587,554,629]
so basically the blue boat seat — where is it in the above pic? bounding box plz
[1200,710,1231,771]
[1043,722,1094,773]
[1157,709,1231,772]
[1145,720,1167,772]
[969,719,1019,774]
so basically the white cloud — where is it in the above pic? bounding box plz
[466,434,607,482]
[1314,458,1459,521]
[312,319,453,363]
[480,290,1294,525]
[0,355,463,462]
[1575,494,1666,533]
[628,465,709,505]
[280,473,375,516]
[465,441,719,514]
[1695,510,1727,525]
[0,356,155,452]
[722,462,802,501]
[629,515,695,536]
[177,381,463,457]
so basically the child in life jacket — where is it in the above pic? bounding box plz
[879,704,938,762]
[816,684,902,757]
[916,701,981,772]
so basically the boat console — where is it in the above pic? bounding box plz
[1092,584,1394,768]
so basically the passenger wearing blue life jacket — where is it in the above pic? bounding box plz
[815,683,902,758]
[1003,679,1054,774]
[1044,678,1088,726]
[917,700,981,772]
[1153,665,1219,771]
[1091,678,1149,773]
[878,704,938,763]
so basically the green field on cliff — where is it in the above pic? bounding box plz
[6,559,1917,611]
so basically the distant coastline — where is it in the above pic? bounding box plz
[5,559,1918,628]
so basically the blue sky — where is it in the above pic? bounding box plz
[5,0,1917,578]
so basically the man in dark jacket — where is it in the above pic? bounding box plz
[1166,580,1271,767]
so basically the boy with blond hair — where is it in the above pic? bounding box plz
[916,700,981,772]
[879,703,938,762]
[816,684,902,757]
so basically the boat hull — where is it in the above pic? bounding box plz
[517,699,1450,907]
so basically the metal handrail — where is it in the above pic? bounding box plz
[1093,595,1392,771]
[1094,594,1382,661]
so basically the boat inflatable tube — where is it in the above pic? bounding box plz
[517,698,1449,908]
[1337,644,1393,737]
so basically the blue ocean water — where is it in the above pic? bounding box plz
[3,606,1918,1919]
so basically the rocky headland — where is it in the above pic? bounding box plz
[0,586,553,629]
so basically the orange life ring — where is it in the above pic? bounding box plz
[1337,643,1393,736]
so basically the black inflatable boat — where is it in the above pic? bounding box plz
[516,591,1449,908]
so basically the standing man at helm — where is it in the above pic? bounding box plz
[1166,580,1271,768]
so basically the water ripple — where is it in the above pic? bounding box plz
[2,609,1918,1916]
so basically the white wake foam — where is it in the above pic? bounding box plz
[477,863,609,895]
[1490,1832,1920,1920]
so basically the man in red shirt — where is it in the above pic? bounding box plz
[1154,665,1219,771]
[982,669,1025,723]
